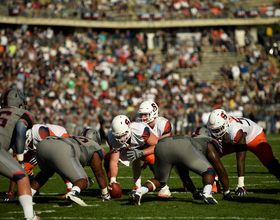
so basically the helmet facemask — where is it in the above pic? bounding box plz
[138,101,158,124]
[111,115,132,144]
[207,109,229,139]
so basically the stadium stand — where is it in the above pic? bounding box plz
[0,0,280,139]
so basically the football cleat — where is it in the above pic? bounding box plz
[61,188,72,198]
[193,191,203,200]
[65,190,88,206]
[157,185,171,197]
[24,213,40,220]
[129,191,142,206]
[4,192,16,201]
[201,193,218,204]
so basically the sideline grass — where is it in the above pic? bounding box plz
[0,134,280,219]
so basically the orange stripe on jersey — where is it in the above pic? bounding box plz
[38,126,51,139]
[162,121,172,136]
[61,133,70,137]
[142,127,151,142]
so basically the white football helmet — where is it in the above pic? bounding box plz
[111,115,132,144]
[207,109,229,139]
[138,101,158,123]
[25,129,34,150]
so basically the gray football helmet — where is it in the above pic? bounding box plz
[1,89,26,108]
[81,128,101,145]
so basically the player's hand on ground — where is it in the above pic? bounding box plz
[101,193,112,201]
[222,191,235,201]
[235,186,247,196]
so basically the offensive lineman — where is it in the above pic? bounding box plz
[0,89,39,220]
[30,128,111,206]
[129,134,223,205]
[4,123,71,201]
[107,115,158,190]
[207,109,280,196]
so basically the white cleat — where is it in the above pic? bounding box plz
[65,190,88,206]
[157,185,171,197]
[24,213,40,220]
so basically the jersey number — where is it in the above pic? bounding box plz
[0,111,12,128]
[229,116,250,126]
[71,136,89,145]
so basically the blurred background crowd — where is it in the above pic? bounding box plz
[1,0,280,141]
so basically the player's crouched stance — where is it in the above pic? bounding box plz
[129,135,220,205]
[30,128,111,206]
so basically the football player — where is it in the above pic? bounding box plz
[129,134,225,205]
[30,128,111,206]
[191,127,233,200]
[207,109,280,196]
[106,115,158,191]
[4,123,71,201]
[0,89,39,220]
[137,101,172,197]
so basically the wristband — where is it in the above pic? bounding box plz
[101,187,108,195]
[16,154,24,161]
[110,177,117,183]
[237,176,245,187]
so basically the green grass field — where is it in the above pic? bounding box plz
[1,134,280,219]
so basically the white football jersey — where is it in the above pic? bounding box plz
[32,124,69,148]
[147,117,172,138]
[223,116,263,144]
[107,122,151,150]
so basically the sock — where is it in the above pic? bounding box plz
[203,182,212,195]
[137,185,149,195]
[134,177,142,188]
[18,195,34,219]
[31,188,37,196]
[72,186,81,193]
[65,181,73,189]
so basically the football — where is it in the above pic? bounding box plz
[110,183,122,198]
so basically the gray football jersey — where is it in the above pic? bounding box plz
[44,135,103,167]
[192,134,221,156]
[0,107,34,151]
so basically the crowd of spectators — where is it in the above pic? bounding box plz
[3,0,280,21]
[0,24,280,141]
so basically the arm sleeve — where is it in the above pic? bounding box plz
[15,120,27,156]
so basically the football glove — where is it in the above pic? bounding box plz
[29,156,37,166]
[127,149,144,162]
[235,186,247,196]
[101,193,112,201]
[19,161,26,170]
[222,192,235,201]
[88,177,94,187]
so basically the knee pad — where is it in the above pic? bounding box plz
[202,167,215,178]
